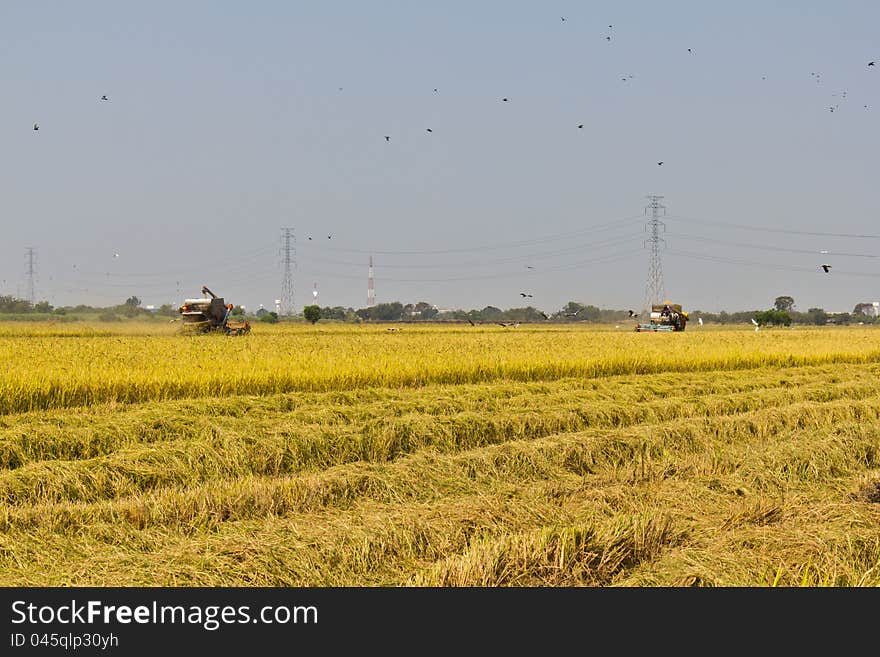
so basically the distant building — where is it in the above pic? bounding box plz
[255,307,269,318]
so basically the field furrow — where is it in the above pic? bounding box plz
[1,323,878,586]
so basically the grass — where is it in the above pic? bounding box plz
[0,321,878,586]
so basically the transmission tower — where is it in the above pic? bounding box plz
[279,227,296,316]
[643,195,666,313]
[367,255,375,307]
[24,247,37,305]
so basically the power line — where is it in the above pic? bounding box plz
[665,214,880,239]
[667,248,880,278]
[295,232,643,269]
[301,216,646,255]
[665,232,880,259]
[305,245,643,283]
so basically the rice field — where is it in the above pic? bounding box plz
[1,321,878,586]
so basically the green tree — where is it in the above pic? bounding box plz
[807,308,828,325]
[320,306,352,321]
[33,300,53,313]
[0,296,33,313]
[774,296,795,312]
[413,301,438,319]
[303,305,321,324]
[754,310,791,326]
[124,296,141,308]
[260,311,279,324]
[356,302,403,321]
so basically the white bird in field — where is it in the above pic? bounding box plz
[751,318,760,331]
[698,317,703,326]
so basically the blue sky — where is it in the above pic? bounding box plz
[2,1,879,314]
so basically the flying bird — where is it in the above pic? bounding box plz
[426,128,433,133]
[100,95,109,101]
[384,136,390,142]
[869,61,875,66]
[526,265,535,269]
[308,236,313,240]
[577,124,584,129]
[327,235,332,240]
[564,309,581,317]
[467,318,475,326]
[520,292,533,298]
[539,311,549,320]
[433,88,438,92]
[561,17,566,22]
[751,318,760,330]
[657,161,663,166]
[687,48,692,53]
[627,310,636,317]
[33,123,39,131]
[606,36,611,41]
[821,264,831,273]
[501,97,509,102]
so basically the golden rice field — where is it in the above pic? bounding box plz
[1,320,879,586]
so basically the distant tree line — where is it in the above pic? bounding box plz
[307,301,636,324]
[0,296,54,314]
[0,294,179,320]
[688,295,880,327]
[1,292,877,326]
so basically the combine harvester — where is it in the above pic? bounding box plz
[178,285,251,335]
[634,301,688,332]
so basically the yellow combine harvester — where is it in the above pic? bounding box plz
[634,302,688,332]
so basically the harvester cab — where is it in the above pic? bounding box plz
[635,301,688,332]
[178,286,251,335]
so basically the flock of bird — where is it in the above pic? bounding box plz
[362,20,871,281]
[26,16,873,312]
